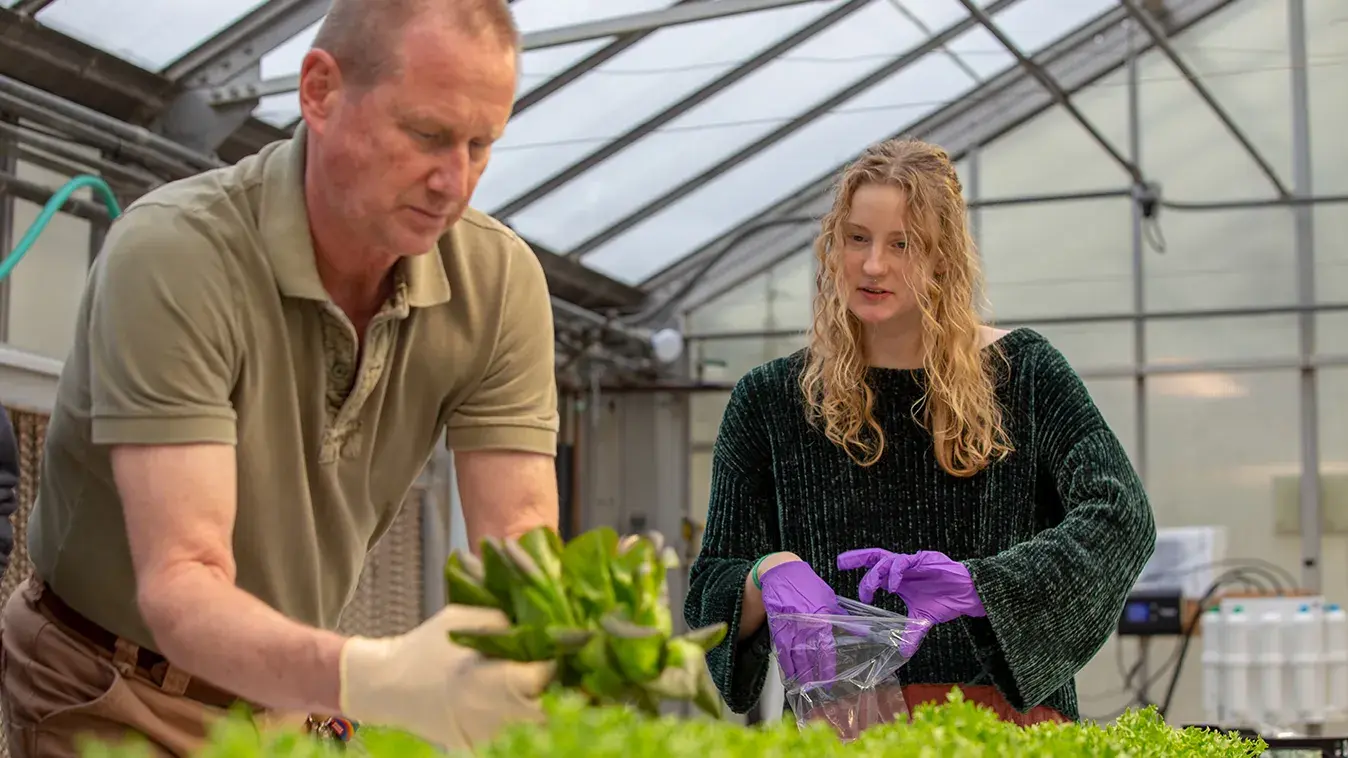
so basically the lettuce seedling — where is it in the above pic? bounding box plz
[446,526,728,719]
[79,688,1270,758]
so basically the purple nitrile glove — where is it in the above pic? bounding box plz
[759,560,846,686]
[836,549,986,659]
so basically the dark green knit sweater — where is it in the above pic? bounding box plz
[683,328,1156,722]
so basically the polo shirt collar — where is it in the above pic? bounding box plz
[258,123,452,308]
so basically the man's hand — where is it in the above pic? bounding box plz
[340,604,555,749]
[455,449,558,547]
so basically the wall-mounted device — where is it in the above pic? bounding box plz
[1118,588,1185,637]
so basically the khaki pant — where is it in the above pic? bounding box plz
[0,579,306,757]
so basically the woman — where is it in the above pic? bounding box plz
[683,138,1156,726]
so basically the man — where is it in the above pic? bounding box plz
[0,1,560,755]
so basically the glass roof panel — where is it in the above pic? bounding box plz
[990,0,1116,52]
[472,0,854,213]
[246,0,675,133]
[942,24,1014,79]
[578,51,980,284]
[516,41,613,99]
[900,0,972,31]
[510,0,680,96]
[0,0,20,7]
[504,0,935,252]
[510,0,675,32]
[577,0,1121,285]
[35,0,269,72]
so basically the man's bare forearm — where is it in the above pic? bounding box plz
[140,562,348,714]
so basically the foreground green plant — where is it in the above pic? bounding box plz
[81,689,1268,758]
[481,689,1267,758]
[444,526,727,718]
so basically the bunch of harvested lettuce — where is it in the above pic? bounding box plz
[444,526,727,719]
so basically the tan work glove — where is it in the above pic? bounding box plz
[338,605,555,751]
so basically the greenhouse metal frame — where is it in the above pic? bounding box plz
[0,0,1346,602]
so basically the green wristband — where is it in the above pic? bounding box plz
[751,555,771,590]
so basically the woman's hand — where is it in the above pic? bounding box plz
[758,558,846,686]
[836,549,985,658]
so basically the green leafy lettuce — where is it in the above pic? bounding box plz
[444,526,727,719]
[81,688,1268,758]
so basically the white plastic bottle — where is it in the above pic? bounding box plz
[1289,603,1324,725]
[1257,609,1284,727]
[1224,605,1251,727]
[1201,606,1225,725]
[1324,604,1347,721]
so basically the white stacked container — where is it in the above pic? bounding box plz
[1256,609,1285,727]
[1288,603,1324,725]
[1324,604,1347,721]
[1223,605,1252,727]
[1201,606,1225,725]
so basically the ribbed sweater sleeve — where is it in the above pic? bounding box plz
[684,368,782,714]
[961,342,1157,711]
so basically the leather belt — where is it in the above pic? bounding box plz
[35,582,249,710]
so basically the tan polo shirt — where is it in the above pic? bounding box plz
[27,127,559,652]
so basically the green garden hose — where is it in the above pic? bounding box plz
[0,174,123,283]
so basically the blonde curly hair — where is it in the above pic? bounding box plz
[798,138,1012,477]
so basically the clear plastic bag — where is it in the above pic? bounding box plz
[769,597,930,741]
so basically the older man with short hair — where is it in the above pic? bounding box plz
[0,1,560,755]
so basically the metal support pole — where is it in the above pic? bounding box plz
[677,352,1348,385]
[684,301,1348,341]
[0,121,163,190]
[1288,0,1320,597]
[1127,20,1148,485]
[966,146,984,315]
[0,169,112,224]
[585,366,603,530]
[0,75,216,177]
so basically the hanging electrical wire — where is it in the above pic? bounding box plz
[1080,558,1299,723]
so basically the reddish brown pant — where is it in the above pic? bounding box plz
[0,579,306,757]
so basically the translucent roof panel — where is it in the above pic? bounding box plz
[512,0,676,31]
[579,51,981,283]
[34,0,269,72]
[511,0,681,97]
[517,42,614,99]
[472,0,856,213]
[249,0,675,130]
[991,0,1116,51]
[573,0,1120,284]
[502,0,943,255]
